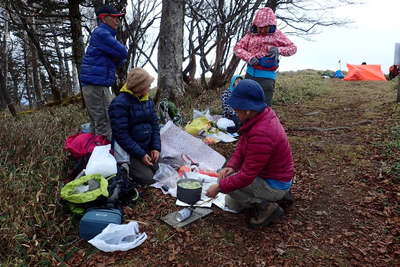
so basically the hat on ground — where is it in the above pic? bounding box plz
[126,68,154,93]
[96,5,124,19]
[228,79,267,112]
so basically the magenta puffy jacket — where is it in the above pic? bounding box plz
[219,108,294,193]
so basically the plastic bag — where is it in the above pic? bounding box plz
[88,221,147,252]
[151,163,179,197]
[184,117,210,136]
[113,141,130,164]
[80,123,92,133]
[216,118,235,131]
[85,145,117,177]
[193,109,213,121]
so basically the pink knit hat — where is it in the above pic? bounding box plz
[252,7,277,27]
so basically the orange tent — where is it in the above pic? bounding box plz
[343,64,386,81]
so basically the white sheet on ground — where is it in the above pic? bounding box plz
[160,121,225,170]
[212,193,240,213]
[207,132,236,143]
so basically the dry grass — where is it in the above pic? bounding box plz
[0,105,88,265]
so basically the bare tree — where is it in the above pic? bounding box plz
[272,0,357,37]
[125,0,161,72]
[183,0,359,90]
[28,17,45,105]
[184,0,264,89]
[0,72,17,117]
[8,1,63,102]
[0,6,17,116]
[67,0,84,96]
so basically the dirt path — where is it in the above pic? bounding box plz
[69,80,399,266]
[273,79,399,265]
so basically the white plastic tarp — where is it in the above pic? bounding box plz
[160,121,226,171]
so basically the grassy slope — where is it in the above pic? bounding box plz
[0,71,399,265]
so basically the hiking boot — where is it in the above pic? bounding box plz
[249,202,284,228]
[283,190,293,202]
[277,189,294,209]
[282,189,294,205]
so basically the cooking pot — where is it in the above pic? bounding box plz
[177,178,202,205]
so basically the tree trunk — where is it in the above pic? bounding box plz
[114,0,129,94]
[28,21,45,106]
[64,50,73,97]
[0,92,5,110]
[28,18,45,106]
[0,49,17,117]
[68,0,85,105]
[157,0,185,102]
[208,1,228,90]
[53,34,67,97]
[68,0,84,77]
[71,62,80,95]
[8,54,21,105]
[23,34,33,109]
[0,9,17,116]
[0,71,17,117]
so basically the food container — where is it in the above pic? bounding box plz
[177,178,202,205]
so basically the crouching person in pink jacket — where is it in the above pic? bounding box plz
[206,79,294,227]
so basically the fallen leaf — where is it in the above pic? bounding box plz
[276,248,285,255]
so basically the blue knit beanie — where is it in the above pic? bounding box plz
[228,79,267,111]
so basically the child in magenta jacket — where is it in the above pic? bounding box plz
[234,7,296,106]
[207,79,294,227]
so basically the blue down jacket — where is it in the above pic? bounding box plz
[80,23,128,86]
[108,93,161,159]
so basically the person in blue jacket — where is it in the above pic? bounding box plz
[109,68,161,185]
[80,5,128,140]
[220,75,242,129]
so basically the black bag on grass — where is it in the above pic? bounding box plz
[64,154,91,180]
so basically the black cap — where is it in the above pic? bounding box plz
[96,5,124,18]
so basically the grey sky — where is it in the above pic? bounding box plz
[280,0,400,73]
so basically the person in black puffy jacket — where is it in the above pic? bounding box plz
[80,5,128,140]
[109,68,161,185]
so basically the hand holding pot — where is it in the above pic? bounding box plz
[206,184,220,198]
[219,167,234,179]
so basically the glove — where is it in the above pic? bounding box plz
[248,57,259,66]
[268,47,279,58]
